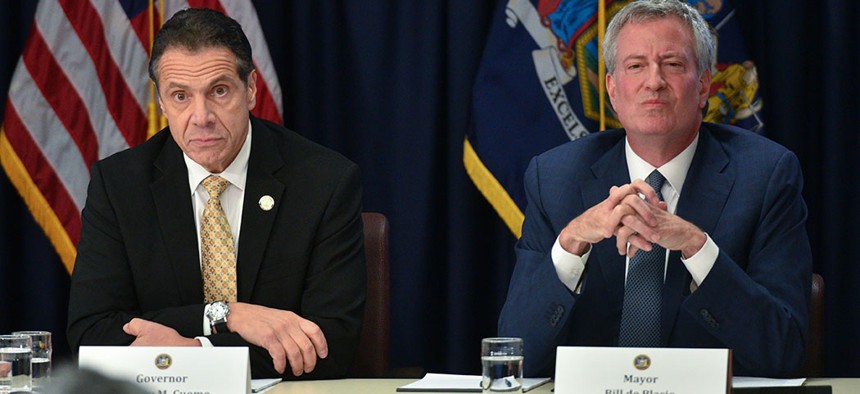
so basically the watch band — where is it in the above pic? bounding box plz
[213,320,229,334]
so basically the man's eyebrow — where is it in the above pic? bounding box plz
[161,73,236,91]
[658,52,687,61]
[619,52,688,65]
[620,54,647,64]
[207,74,235,86]
[162,81,188,91]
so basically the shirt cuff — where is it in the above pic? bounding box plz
[680,232,719,286]
[203,310,212,336]
[198,310,214,347]
[551,236,590,292]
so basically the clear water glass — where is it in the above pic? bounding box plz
[481,337,523,392]
[12,332,50,390]
[0,334,32,393]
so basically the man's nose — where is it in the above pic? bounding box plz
[190,98,215,126]
[645,65,667,90]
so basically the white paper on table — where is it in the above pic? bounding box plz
[251,378,281,393]
[396,373,551,392]
[732,376,806,388]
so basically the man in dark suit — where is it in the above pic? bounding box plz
[67,8,365,380]
[498,0,811,377]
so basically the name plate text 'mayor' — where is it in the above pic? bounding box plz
[554,347,730,394]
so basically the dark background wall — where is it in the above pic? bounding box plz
[1,0,858,377]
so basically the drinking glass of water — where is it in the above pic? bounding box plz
[0,334,32,393]
[12,331,50,390]
[481,337,523,392]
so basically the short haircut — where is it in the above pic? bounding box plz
[603,0,714,76]
[149,8,254,86]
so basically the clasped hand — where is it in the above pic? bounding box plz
[124,303,327,377]
[558,179,705,258]
[227,302,328,377]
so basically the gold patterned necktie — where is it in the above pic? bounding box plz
[201,175,238,303]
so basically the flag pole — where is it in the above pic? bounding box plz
[147,0,168,138]
[158,0,167,130]
[147,0,158,139]
[597,0,607,131]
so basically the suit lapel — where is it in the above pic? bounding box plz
[675,125,732,239]
[583,138,630,306]
[236,120,285,301]
[151,135,203,305]
[661,125,732,343]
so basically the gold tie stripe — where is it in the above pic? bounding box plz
[201,175,238,303]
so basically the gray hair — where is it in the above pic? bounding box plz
[603,0,714,76]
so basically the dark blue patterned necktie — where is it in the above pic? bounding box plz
[618,170,666,347]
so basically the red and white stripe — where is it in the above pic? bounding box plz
[0,0,283,272]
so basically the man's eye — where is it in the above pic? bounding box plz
[173,92,186,101]
[213,86,228,97]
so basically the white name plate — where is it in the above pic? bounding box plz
[79,346,251,394]
[555,347,730,394]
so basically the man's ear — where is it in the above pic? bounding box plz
[606,72,617,109]
[698,68,712,110]
[246,70,258,111]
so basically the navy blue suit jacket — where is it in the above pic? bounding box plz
[498,123,812,377]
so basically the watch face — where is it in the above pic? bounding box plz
[208,302,229,320]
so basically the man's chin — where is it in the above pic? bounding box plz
[629,122,674,136]
[189,153,230,173]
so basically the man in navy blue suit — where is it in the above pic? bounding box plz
[498,0,811,377]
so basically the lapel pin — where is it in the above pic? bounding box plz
[258,195,275,211]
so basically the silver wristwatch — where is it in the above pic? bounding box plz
[204,301,230,334]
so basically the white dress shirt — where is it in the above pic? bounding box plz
[183,122,252,339]
[551,133,719,292]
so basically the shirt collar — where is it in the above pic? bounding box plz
[625,132,699,195]
[185,120,252,194]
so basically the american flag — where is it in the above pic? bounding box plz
[0,0,283,274]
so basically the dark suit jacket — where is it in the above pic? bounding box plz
[68,117,366,380]
[498,123,812,377]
